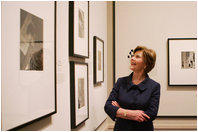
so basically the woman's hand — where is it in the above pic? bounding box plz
[112,101,121,108]
[127,110,150,122]
[112,101,150,122]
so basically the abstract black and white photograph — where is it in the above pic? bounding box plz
[94,36,104,84]
[20,9,43,71]
[168,38,197,86]
[181,51,195,69]
[2,2,56,131]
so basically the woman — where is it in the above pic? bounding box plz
[104,46,160,131]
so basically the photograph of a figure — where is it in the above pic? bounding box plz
[181,51,195,69]
[98,50,101,71]
[78,8,84,38]
[20,9,43,70]
[78,78,85,109]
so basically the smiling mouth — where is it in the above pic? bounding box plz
[131,62,136,65]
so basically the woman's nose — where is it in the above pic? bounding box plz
[131,55,135,60]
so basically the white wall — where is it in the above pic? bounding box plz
[2,1,107,131]
[44,2,71,130]
[115,1,197,116]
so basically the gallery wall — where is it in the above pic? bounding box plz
[2,1,107,131]
[115,1,197,116]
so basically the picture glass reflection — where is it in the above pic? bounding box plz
[20,9,43,71]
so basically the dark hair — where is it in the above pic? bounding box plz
[134,46,156,73]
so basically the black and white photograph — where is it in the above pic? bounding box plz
[20,9,43,71]
[181,51,195,69]
[69,1,89,58]
[78,78,85,109]
[98,51,102,71]
[70,61,89,129]
[78,8,84,38]
[94,36,104,84]
[2,2,56,130]
[168,38,197,86]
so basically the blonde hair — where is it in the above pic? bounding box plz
[134,46,156,73]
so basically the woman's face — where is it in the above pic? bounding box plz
[130,50,146,72]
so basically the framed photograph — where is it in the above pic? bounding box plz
[94,36,104,84]
[69,1,89,58]
[70,61,89,129]
[168,38,197,86]
[2,2,56,130]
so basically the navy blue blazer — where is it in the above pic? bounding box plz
[104,72,160,131]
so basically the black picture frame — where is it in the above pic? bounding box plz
[69,1,89,58]
[168,38,197,86]
[70,61,89,129]
[94,36,104,84]
[2,2,56,130]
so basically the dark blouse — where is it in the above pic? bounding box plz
[104,72,160,131]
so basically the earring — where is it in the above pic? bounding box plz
[127,49,134,58]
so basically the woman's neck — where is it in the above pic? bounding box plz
[132,71,146,85]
